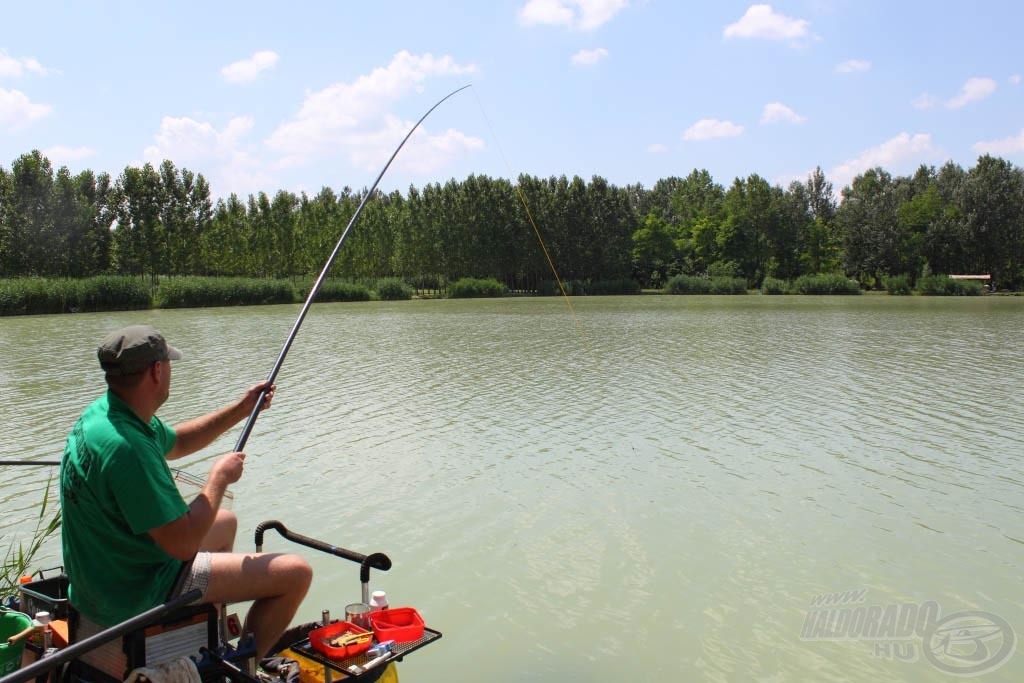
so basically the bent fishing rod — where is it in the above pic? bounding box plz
[233,84,471,452]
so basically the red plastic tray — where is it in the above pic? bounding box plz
[370,607,425,643]
[308,621,373,659]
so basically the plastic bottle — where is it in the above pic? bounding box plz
[369,591,388,611]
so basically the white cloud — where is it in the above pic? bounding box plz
[835,59,871,74]
[43,145,96,165]
[647,143,669,153]
[0,50,50,78]
[571,48,609,66]
[946,77,996,109]
[912,93,938,110]
[830,132,939,190]
[723,4,810,41]
[1009,74,1021,85]
[343,115,485,175]
[142,115,271,197]
[266,51,480,173]
[973,129,1024,156]
[145,115,255,163]
[221,50,279,84]
[0,88,52,130]
[760,102,806,124]
[518,0,630,31]
[683,119,744,141]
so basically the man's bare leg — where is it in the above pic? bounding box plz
[204,552,313,657]
[199,509,237,552]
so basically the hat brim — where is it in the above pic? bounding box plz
[166,344,183,361]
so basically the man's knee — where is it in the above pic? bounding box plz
[217,509,238,535]
[282,554,313,593]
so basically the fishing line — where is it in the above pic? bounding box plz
[468,86,597,366]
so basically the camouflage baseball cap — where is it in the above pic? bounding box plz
[97,325,182,375]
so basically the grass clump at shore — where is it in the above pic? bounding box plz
[760,277,789,295]
[665,275,748,295]
[917,275,982,296]
[792,273,862,295]
[153,277,295,308]
[375,277,413,301]
[883,274,912,295]
[305,280,371,302]
[0,276,151,316]
[449,277,508,298]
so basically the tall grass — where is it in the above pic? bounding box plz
[792,273,862,295]
[665,275,748,295]
[883,274,912,295]
[1,474,61,601]
[917,275,982,296]
[0,276,151,316]
[374,277,413,301]
[153,277,295,308]
[448,277,509,298]
[760,277,790,295]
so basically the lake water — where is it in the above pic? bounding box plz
[1,295,1021,681]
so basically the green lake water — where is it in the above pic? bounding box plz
[1,295,1021,681]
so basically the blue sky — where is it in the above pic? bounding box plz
[1,1,1022,200]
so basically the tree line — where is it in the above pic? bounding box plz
[1,150,1022,290]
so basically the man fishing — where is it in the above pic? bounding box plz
[59,324,312,658]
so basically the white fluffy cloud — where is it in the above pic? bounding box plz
[0,88,52,131]
[946,77,996,109]
[0,50,50,78]
[683,119,744,141]
[518,0,630,31]
[835,59,871,74]
[647,143,669,153]
[973,129,1024,156]
[830,133,939,191]
[571,48,609,66]
[1010,74,1022,85]
[143,115,271,197]
[723,4,809,41]
[266,51,481,172]
[221,50,279,84]
[760,102,806,124]
[43,145,96,165]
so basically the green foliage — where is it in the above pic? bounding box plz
[3,149,1024,294]
[308,280,371,302]
[0,276,151,316]
[374,277,413,301]
[448,277,509,298]
[761,277,790,295]
[706,260,739,278]
[1,474,61,601]
[153,277,295,308]
[665,275,748,295]
[578,279,642,295]
[916,275,983,296]
[883,274,912,295]
[792,273,862,295]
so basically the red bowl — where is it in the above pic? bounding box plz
[309,621,373,659]
[370,607,425,643]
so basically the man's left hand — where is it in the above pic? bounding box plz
[242,381,275,413]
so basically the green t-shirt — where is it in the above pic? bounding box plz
[60,391,189,626]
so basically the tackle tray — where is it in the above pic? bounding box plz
[288,626,442,679]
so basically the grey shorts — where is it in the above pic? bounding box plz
[167,551,213,602]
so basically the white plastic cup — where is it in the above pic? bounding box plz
[369,591,389,612]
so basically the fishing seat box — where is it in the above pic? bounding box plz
[69,603,219,683]
[23,572,222,683]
